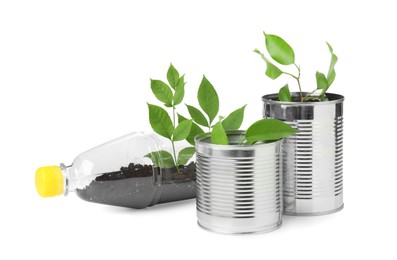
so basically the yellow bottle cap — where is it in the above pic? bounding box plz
[35,166,64,197]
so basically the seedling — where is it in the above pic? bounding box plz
[185,76,297,144]
[185,76,247,139]
[145,64,196,171]
[254,32,338,102]
[211,117,297,145]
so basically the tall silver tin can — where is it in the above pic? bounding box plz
[195,131,282,234]
[262,93,344,216]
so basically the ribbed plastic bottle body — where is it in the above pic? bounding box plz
[61,132,196,208]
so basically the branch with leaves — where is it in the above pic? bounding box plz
[185,76,298,145]
[211,116,297,145]
[254,32,338,102]
[185,76,246,138]
[145,64,196,172]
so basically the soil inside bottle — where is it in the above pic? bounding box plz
[76,162,196,209]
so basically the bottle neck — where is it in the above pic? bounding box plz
[60,163,72,196]
[60,163,98,196]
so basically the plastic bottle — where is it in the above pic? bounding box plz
[35,132,196,208]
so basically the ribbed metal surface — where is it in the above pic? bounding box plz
[263,93,344,216]
[195,131,282,234]
[335,116,343,196]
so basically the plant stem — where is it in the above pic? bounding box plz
[172,106,176,128]
[170,139,179,172]
[282,71,298,80]
[294,63,303,102]
[302,89,317,101]
[171,106,180,173]
[283,68,303,102]
[238,134,246,145]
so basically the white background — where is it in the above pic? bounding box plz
[1,0,396,259]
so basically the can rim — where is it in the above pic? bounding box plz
[262,92,344,106]
[195,130,282,148]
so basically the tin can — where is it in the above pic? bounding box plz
[195,131,282,234]
[262,93,344,216]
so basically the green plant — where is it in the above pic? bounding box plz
[145,64,196,171]
[211,117,297,145]
[185,76,247,135]
[185,76,298,145]
[254,32,338,102]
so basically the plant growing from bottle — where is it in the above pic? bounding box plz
[145,64,196,172]
[145,63,297,171]
[254,32,338,102]
[145,65,248,171]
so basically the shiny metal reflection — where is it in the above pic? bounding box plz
[195,131,282,234]
[263,93,344,216]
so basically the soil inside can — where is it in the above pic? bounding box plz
[270,96,323,102]
[76,162,196,208]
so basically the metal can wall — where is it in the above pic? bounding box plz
[262,93,344,216]
[195,131,282,234]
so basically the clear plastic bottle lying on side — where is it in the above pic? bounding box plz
[35,132,196,208]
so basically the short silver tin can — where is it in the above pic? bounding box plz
[262,93,344,216]
[195,131,282,234]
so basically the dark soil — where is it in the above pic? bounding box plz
[269,96,322,102]
[95,162,196,181]
[162,162,196,182]
[76,162,196,209]
[292,96,322,102]
[95,164,153,181]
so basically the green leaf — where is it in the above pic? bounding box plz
[316,71,329,99]
[253,49,283,80]
[178,113,205,145]
[177,113,189,123]
[265,60,283,79]
[211,121,229,145]
[147,103,174,139]
[222,105,246,131]
[264,32,295,65]
[197,76,219,124]
[186,104,209,127]
[245,119,297,144]
[177,147,196,165]
[278,84,291,102]
[145,150,175,168]
[173,75,185,106]
[167,63,179,89]
[177,113,190,122]
[316,71,328,90]
[187,123,204,145]
[326,42,338,87]
[173,120,192,141]
[150,79,173,106]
